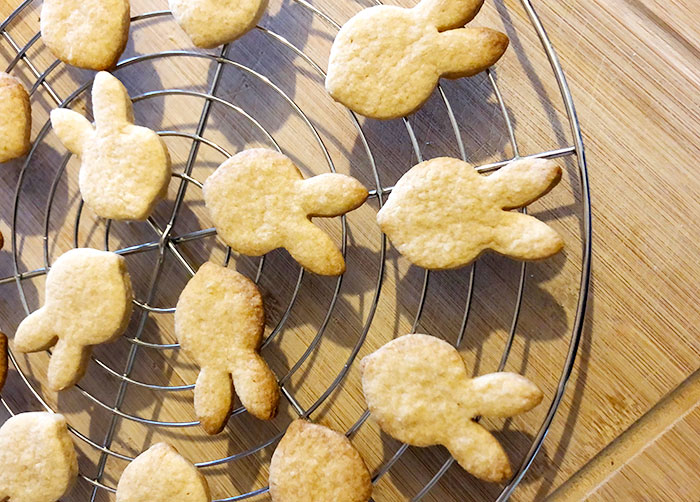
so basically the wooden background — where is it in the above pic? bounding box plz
[0,0,698,500]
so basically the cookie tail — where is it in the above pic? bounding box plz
[14,308,56,353]
[285,222,346,275]
[230,353,279,421]
[194,367,233,435]
[444,420,512,483]
[490,211,564,260]
[48,338,90,391]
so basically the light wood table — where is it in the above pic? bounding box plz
[0,0,698,500]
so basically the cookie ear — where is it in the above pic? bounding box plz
[444,420,512,482]
[491,211,564,260]
[415,0,485,30]
[47,338,90,391]
[487,158,562,210]
[438,27,509,79]
[285,221,346,275]
[300,173,368,217]
[230,353,279,420]
[467,372,543,418]
[194,367,233,434]
[92,71,134,131]
[14,308,57,353]
[50,108,93,155]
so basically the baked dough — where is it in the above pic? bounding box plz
[0,412,78,502]
[326,0,508,119]
[175,262,279,434]
[51,72,171,221]
[41,0,130,70]
[14,248,133,391]
[203,149,368,275]
[362,334,543,482]
[377,157,564,269]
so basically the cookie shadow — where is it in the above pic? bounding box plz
[531,272,594,498]
[374,428,548,501]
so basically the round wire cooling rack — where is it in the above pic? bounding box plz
[0,0,591,501]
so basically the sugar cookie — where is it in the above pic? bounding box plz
[326,0,509,119]
[0,412,78,502]
[41,0,130,70]
[14,248,133,391]
[203,149,368,275]
[0,333,7,392]
[116,443,210,502]
[0,72,31,163]
[269,419,372,502]
[169,0,267,49]
[362,334,543,482]
[175,262,278,434]
[377,157,563,269]
[51,72,171,221]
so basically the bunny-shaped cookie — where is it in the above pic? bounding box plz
[203,149,368,275]
[269,420,372,502]
[0,412,78,502]
[0,72,31,163]
[362,334,543,482]
[51,72,171,221]
[116,443,210,502]
[41,0,130,70]
[14,248,133,391]
[170,0,268,49]
[326,0,509,119]
[377,157,564,269]
[175,262,279,434]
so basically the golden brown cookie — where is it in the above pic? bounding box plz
[41,0,130,70]
[116,443,210,502]
[170,0,268,49]
[377,156,564,269]
[0,333,7,392]
[0,72,31,163]
[362,334,543,482]
[14,248,133,391]
[326,0,508,119]
[51,72,171,221]
[203,149,368,275]
[0,412,78,502]
[269,420,372,502]
[175,262,279,434]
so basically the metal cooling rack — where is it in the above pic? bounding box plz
[0,0,591,500]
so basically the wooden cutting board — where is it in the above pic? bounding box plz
[0,0,698,500]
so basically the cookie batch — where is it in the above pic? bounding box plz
[0,0,565,499]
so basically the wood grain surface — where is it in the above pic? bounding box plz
[0,0,698,501]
